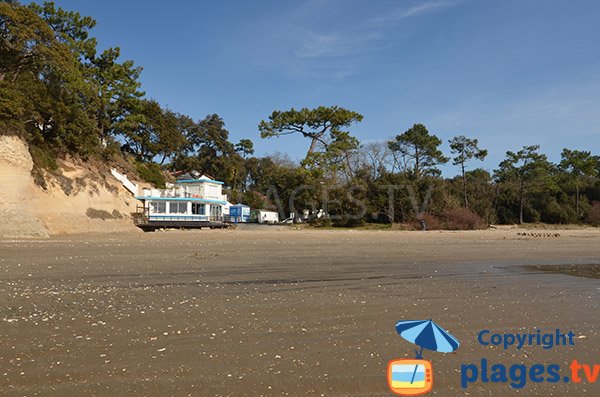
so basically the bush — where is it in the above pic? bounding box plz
[333,216,365,228]
[585,202,600,226]
[29,145,58,171]
[442,208,488,230]
[419,214,444,230]
[136,162,166,188]
[309,218,333,228]
[100,139,122,162]
[541,199,569,224]
[241,191,271,209]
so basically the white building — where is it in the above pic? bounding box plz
[135,173,229,226]
[253,209,279,224]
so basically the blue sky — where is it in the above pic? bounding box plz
[49,0,600,176]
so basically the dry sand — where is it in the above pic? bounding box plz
[0,228,599,396]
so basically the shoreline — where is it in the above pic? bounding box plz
[2,223,599,241]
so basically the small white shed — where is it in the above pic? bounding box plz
[254,210,279,224]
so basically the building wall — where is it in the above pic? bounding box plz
[199,183,224,200]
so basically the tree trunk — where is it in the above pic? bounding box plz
[519,179,525,224]
[462,161,468,209]
[414,146,420,180]
[306,137,318,159]
[232,168,238,190]
[576,184,580,216]
[344,154,354,180]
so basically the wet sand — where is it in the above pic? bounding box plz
[1,228,599,396]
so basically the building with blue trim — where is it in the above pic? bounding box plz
[229,204,251,223]
[134,173,231,230]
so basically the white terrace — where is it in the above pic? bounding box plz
[139,174,227,203]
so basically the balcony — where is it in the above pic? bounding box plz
[139,188,227,202]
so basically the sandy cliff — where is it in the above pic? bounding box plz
[0,136,49,238]
[0,136,141,238]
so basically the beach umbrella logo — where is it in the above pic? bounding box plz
[387,319,460,396]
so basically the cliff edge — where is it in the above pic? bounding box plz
[0,136,141,238]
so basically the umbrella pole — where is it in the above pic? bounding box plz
[415,346,423,359]
[410,346,424,384]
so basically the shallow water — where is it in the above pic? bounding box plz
[524,264,600,279]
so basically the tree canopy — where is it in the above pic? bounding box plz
[495,145,555,224]
[259,106,363,160]
[388,123,448,179]
[559,149,600,215]
[449,135,487,208]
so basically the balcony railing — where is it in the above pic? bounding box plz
[139,190,227,201]
[133,208,232,225]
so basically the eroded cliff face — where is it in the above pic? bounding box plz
[0,136,141,238]
[0,136,48,238]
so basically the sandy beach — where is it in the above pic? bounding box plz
[1,228,599,396]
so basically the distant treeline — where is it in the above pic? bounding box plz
[1,1,599,227]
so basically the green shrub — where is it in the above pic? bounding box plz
[29,145,59,171]
[541,199,569,224]
[135,162,166,188]
[100,139,122,162]
[309,218,333,228]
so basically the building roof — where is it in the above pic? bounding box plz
[174,172,224,185]
[175,178,224,185]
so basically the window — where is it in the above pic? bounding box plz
[169,202,187,214]
[192,203,205,215]
[210,205,222,217]
[150,201,166,214]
